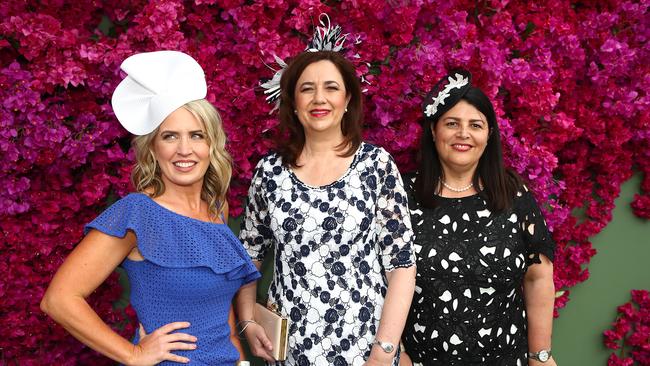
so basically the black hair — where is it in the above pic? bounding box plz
[415,87,523,211]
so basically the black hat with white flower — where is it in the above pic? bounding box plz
[422,69,472,124]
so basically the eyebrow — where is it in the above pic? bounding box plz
[444,117,486,123]
[298,80,342,88]
[159,129,205,134]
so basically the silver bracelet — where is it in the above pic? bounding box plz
[236,319,258,336]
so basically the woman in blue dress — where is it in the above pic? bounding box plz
[41,51,259,365]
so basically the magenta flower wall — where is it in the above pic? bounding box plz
[1,0,648,364]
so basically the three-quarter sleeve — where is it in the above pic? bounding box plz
[239,159,275,261]
[516,186,556,266]
[374,151,416,271]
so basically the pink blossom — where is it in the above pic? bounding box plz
[608,354,635,366]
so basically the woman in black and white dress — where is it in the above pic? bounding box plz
[236,50,416,366]
[401,70,557,366]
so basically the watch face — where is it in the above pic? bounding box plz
[538,350,550,362]
[374,340,395,353]
[375,341,395,353]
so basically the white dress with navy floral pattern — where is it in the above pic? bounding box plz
[240,142,415,366]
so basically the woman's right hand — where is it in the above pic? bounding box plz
[243,322,275,362]
[128,322,197,366]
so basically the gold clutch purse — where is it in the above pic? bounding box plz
[253,303,289,361]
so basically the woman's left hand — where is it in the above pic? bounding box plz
[529,357,557,366]
[363,358,392,366]
[399,351,412,366]
[363,349,394,366]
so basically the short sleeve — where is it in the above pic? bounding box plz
[239,159,275,261]
[516,186,556,266]
[85,194,140,238]
[374,150,416,271]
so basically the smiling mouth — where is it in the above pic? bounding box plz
[173,161,196,168]
[310,109,330,117]
[452,144,472,151]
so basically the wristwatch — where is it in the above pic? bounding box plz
[372,339,395,353]
[528,349,552,362]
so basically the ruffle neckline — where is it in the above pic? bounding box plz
[85,193,259,283]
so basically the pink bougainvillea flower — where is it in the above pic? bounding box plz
[1,0,648,363]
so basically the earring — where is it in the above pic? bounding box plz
[345,107,348,112]
[294,109,298,114]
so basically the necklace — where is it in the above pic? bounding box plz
[441,180,474,192]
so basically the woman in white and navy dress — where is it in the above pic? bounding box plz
[236,50,416,366]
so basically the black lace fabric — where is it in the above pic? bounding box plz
[402,175,555,366]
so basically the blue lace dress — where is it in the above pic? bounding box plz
[240,143,415,366]
[85,193,260,365]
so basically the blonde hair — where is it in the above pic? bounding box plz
[131,99,232,217]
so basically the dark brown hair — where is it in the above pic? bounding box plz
[275,51,363,167]
[415,87,523,212]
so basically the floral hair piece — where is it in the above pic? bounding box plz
[306,13,348,52]
[260,13,354,112]
[259,55,288,109]
[422,70,472,123]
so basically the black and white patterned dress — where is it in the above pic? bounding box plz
[402,175,555,366]
[240,142,415,366]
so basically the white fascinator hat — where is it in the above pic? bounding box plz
[111,50,207,135]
